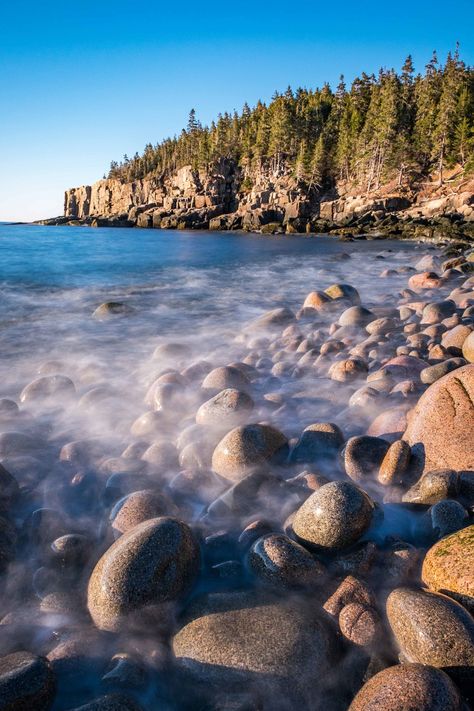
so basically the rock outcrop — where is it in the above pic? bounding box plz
[40,160,474,237]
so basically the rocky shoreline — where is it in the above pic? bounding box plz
[0,239,473,710]
[38,162,474,243]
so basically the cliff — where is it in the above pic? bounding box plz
[42,160,474,241]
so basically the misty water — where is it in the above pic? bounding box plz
[0,224,439,710]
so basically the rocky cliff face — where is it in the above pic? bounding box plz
[54,160,474,240]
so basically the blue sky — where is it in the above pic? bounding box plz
[1,0,473,221]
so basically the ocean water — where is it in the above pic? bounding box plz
[0,223,425,431]
[0,221,426,459]
[0,224,433,708]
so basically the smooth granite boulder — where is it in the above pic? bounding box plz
[211,424,288,481]
[349,664,462,711]
[422,525,474,610]
[87,517,200,631]
[0,652,56,711]
[172,591,338,707]
[386,587,474,668]
[404,364,474,473]
[292,481,374,550]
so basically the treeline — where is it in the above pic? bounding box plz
[108,48,474,191]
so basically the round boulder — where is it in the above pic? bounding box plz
[386,587,474,668]
[349,664,462,711]
[211,424,288,482]
[292,481,374,550]
[93,302,135,319]
[172,591,337,705]
[201,367,251,395]
[344,435,391,483]
[20,375,75,404]
[109,490,178,536]
[196,388,254,428]
[422,525,474,609]
[247,533,325,588]
[324,283,360,305]
[404,364,474,473]
[87,517,200,631]
[302,291,331,310]
[0,651,56,711]
[462,331,474,362]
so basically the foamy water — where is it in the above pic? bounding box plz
[0,224,438,709]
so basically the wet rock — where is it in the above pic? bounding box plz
[196,388,254,428]
[87,517,200,631]
[290,423,343,464]
[339,602,379,646]
[462,330,474,361]
[339,306,374,327]
[130,411,163,438]
[145,381,184,413]
[324,283,360,305]
[0,398,20,417]
[247,533,325,588]
[349,663,463,711]
[403,469,459,505]
[420,358,466,384]
[247,308,295,332]
[378,440,411,486]
[366,317,399,335]
[328,357,368,382]
[323,575,375,617]
[0,651,56,711]
[368,406,409,440]
[404,364,474,473]
[202,367,252,395]
[141,441,178,469]
[110,490,178,536]
[442,324,472,351]
[302,291,331,310]
[20,374,75,404]
[386,587,474,668]
[153,342,191,363]
[93,302,135,319]
[51,534,90,568]
[211,424,288,482]
[422,525,474,610]
[408,272,442,290]
[344,436,391,483]
[292,481,374,550]
[421,300,457,325]
[429,499,468,537]
[172,591,338,704]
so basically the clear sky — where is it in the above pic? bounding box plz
[1,0,473,221]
